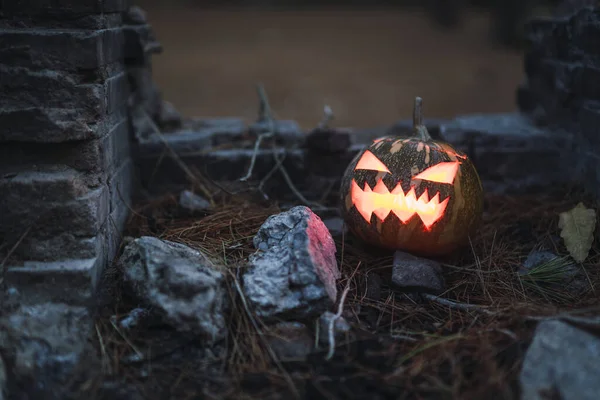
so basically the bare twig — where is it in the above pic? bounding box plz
[143,110,214,204]
[421,293,495,316]
[325,262,361,361]
[244,83,326,209]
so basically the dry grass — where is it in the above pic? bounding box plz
[91,185,600,400]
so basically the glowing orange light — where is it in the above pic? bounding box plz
[355,150,390,173]
[412,161,459,184]
[372,136,388,143]
[350,178,449,229]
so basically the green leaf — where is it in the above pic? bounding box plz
[558,203,596,263]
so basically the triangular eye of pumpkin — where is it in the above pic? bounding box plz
[355,150,390,173]
[412,161,459,184]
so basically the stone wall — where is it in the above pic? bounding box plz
[0,1,140,305]
[518,1,600,198]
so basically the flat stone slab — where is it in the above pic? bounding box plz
[3,256,104,305]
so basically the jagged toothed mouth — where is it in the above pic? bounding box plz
[350,178,450,229]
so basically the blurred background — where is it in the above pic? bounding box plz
[137,0,559,129]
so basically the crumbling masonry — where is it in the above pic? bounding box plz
[0,0,178,305]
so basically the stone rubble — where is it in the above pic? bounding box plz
[520,320,600,400]
[391,250,445,294]
[179,190,212,212]
[118,236,228,344]
[0,303,98,400]
[243,206,341,321]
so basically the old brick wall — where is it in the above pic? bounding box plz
[518,2,600,198]
[0,0,135,305]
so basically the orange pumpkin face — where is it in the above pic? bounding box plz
[339,98,484,257]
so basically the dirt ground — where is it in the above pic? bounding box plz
[142,6,525,129]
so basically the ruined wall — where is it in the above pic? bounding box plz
[0,1,137,305]
[518,2,600,198]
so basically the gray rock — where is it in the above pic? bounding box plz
[318,311,351,346]
[0,303,98,399]
[0,355,5,400]
[157,100,183,132]
[0,106,125,142]
[119,236,228,343]
[243,206,340,320]
[0,65,128,115]
[0,28,124,71]
[266,322,314,361]
[124,6,148,25]
[0,0,129,15]
[520,320,600,400]
[249,119,303,145]
[439,113,569,194]
[179,190,211,212]
[305,128,352,153]
[391,251,445,294]
[3,257,105,305]
[123,24,162,64]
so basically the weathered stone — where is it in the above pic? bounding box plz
[156,100,183,132]
[0,175,109,238]
[0,65,128,120]
[119,236,228,343]
[318,311,351,347]
[0,355,5,400]
[0,303,98,400]
[0,0,129,15]
[108,159,134,233]
[127,66,162,118]
[266,322,314,361]
[440,113,570,194]
[179,190,211,212]
[123,5,148,25]
[391,251,445,294]
[10,233,102,262]
[249,119,303,145]
[0,106,126,142]
[123,24,162,64]
[104,117,132,174]
[137,147,305,196]
[520,320,600,400]
[3,257,105,304]
[305,128,352,153]
[578,100,600,146]
[0,28,124,71]
[0,119,128,173]
[243,206,340,320]
[0,12,122,30]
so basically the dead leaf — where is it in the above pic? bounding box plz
[558,202,596,263]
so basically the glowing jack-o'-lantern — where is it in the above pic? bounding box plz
[340,97,483,256]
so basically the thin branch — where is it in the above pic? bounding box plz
[243,83,326,209]
[325,262,361,361]
[143,109,214,204]
[326,284,351,361]
[421,293,495,316]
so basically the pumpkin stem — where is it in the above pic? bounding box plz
[413,96,432,141]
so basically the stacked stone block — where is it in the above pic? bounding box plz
[0,0,135,305]
[517,2,600,198]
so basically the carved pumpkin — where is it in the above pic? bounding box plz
[340,97,483,256]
